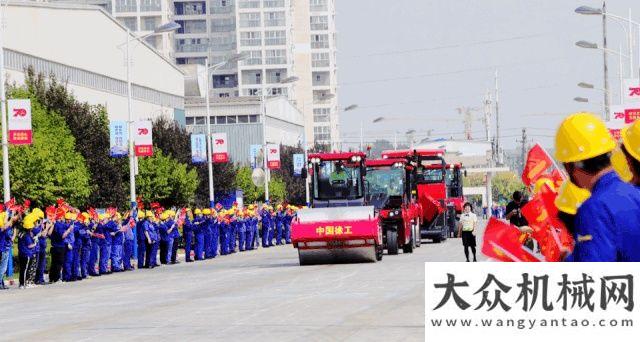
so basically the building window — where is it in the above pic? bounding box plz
[211,18,236,32]
[140,0,161,11]
[115,0,137,12]
[265,11,285,27]
[264,30,286,45]
[212,0,233,14]
[238,0,260,8]
[310,15,329,31]
[313,108,330,122]
[314,126,330,142]
[227,116,237,124]
[175,2,206,15]
[238,115,249,123]
[240,31,261,46]
[264,0,284,8]
[195,116,206,125]
[177,20,207,34]
[265,49,286,65]
[186,117,195,125]
[311,34,329,49]
[119,17,138,31]
[249,115,259,123]
[210,35,237,51]
[219,93,230,97]
[310,0,328,12]
[312,52,330,67]
[243,50,262,66]
[239,13,261,27]
[216,116,227,124]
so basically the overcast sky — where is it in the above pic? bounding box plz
[335,0,640,149]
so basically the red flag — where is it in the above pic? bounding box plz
[521,193,573,261]
[550,169,565,189]
[522,143,553,186]
[88,208,99,221]
[55,208,66,220]
[23,199,31,210]
[481,218,540,262]
[0,204,5,213]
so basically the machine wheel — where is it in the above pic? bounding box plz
[375,244,384,261]
[432,236,442,243]
[414,221,421,248]
[403,230,414,254]
[387,229,399,255]
[298,250,309,266]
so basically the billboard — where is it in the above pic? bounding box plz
[267,144,280,169]
[249,144,262,169]
[211,132,229,163]
[109,121,128,157]
[190,134,207,164]
[7,99,32,145]
[293,153,304,176]
[134,120,153,157]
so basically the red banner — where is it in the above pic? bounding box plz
[291,218,379,243]
[211,133,229,163]
[8,99,32,145]
[521,143,552,186]
[481,218,540,262]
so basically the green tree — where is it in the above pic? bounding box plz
[24,68,128,207]
[492,171,527,204]
[152,116,236,206]
[135,149,198,207]
[1,88,91,207]
[271,144,305,204]
[235,166,262,203]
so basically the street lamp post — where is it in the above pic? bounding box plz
[123,22,179,212]
[259,76,299,204]
[203,53,247,207]
[576,39,630,119]
[1,5,9,202]
[578,82,608,113]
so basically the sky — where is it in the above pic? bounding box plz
[335,0,640,149]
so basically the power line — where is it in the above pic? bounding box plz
[342,32,557,59]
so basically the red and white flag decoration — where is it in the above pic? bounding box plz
[134,120,153,156]
[211,132,229,163]
[7,99,32,145]
[267,144,280,169]
[623,78,640,103]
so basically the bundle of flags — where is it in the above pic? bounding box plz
[482,143,574,262]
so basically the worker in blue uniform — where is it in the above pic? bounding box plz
[260,206,272,248]
[136,211,147,269]
[123,214,135,271]
[88,216,103,276]
[192,209,205,261]
[236,210,246,252]
[61,213,76,281]
[283,207,294,244]
[110,214,125,272]
[203,208,213,259]
[169,211,181,264]
[151,215,161,267]
[35,220,51,284]
[268,207,276,246]
[219,213,230,255]
[79,215,92,278]
[71,215,88,280]
[210,211,219,258]
[244,208,255,251]
[183,210,194,262]
[555,112,640,261]
[98,214,116,274]
[274,205,285,245]
[619,119,640,188]
[158,212,170,264]
[144,211,158,268]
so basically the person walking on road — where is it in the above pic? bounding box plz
[457,203,478,262]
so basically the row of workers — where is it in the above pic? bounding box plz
[0,204,298,289]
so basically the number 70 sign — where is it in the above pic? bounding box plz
[7,99,32,145]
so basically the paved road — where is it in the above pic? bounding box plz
[2,221,488,341]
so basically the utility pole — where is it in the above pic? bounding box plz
[494,70,501,165]
[603,1,611,120]
[483,90,493,211]
[518,128,528,175]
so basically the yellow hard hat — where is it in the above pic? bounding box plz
[533,177,556,194]
[554,181,591,215]
[611,146,633,182]
[32,208,44,219]
[145,210,154,218]
[194,208,202,215]
[65,212,76,220]
[554,112,616,163]
[137,210,145,219]
[202,208,211,215]
[98,213,107,220]
[621,119,640,162]
[23,214,37,229]
[0,212,5,223]
[160,212,169,220]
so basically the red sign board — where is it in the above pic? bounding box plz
[267,144,280,169]
[8,99,32,145]
[134,120,153,157]
[211,133,229,163]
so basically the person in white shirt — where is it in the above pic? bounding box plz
[457,202,478,262]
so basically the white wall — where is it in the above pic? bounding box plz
[4,2,183,98]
